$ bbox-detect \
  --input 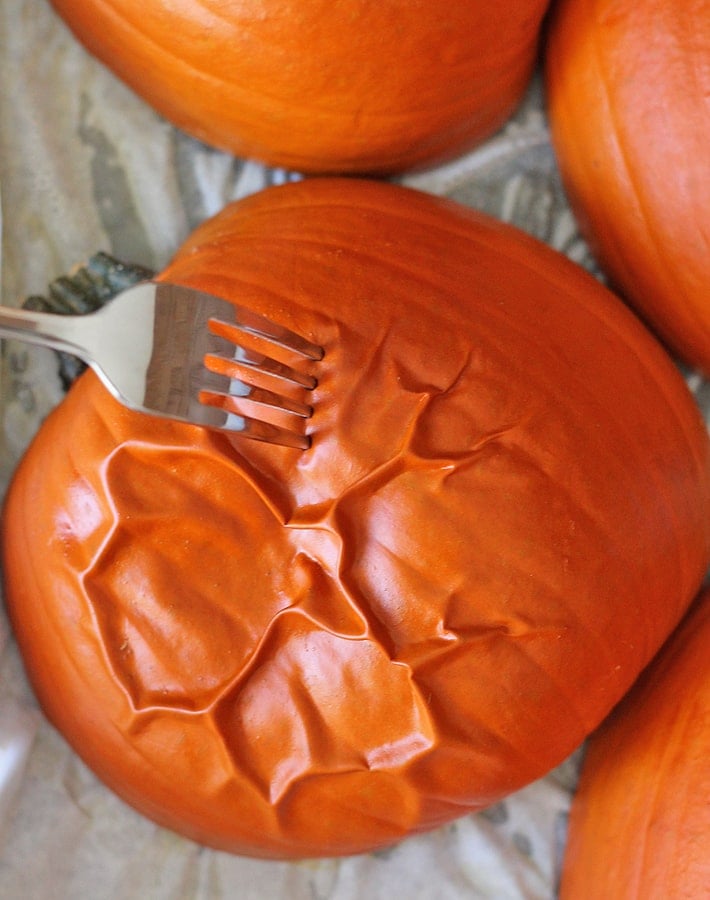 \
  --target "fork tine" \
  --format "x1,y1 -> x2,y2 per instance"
205,344 -> 318,389
195,403 -> 311,449
202,383 -> 313,418
208,309 -> 324,361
